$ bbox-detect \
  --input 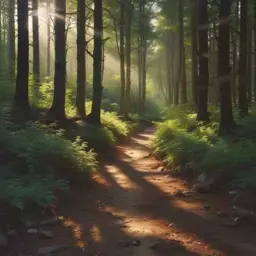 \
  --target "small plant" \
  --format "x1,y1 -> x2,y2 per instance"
152,106 -> 256,188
